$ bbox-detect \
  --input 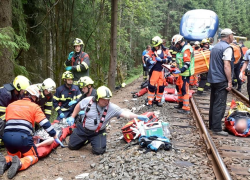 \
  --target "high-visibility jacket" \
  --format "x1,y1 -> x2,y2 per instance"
5,98 -> 56,137
144,46 -> 171,72
176,44 -> 195,77
64,51 -> 90,81
53,84 -> 81,115
35,83 -> 53,120
0,84 -> 19,120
